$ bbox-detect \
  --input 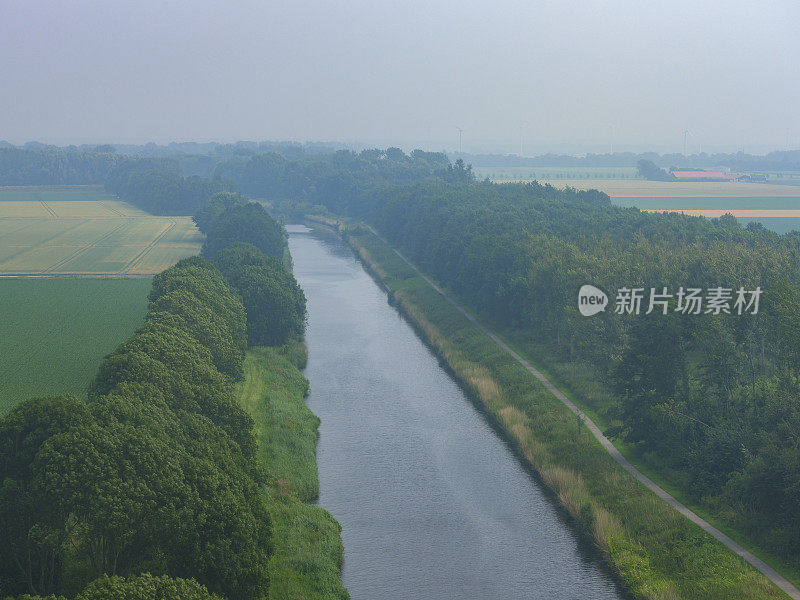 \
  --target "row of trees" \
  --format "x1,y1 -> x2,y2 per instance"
0,196 -> 306,599
195,192 -> 306,347
0,257 -> 270,599
0,147 -> 120,185
105,159 -> 232,215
